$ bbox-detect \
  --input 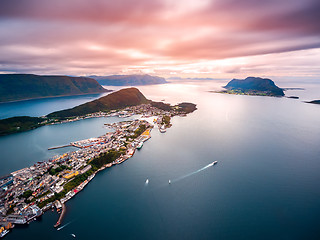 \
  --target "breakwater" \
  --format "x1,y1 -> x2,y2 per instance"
54,203 -> 66,228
